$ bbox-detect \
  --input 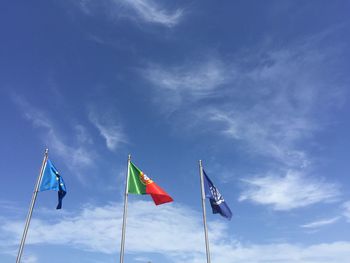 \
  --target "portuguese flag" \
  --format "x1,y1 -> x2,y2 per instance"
128,161 -> 173,205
